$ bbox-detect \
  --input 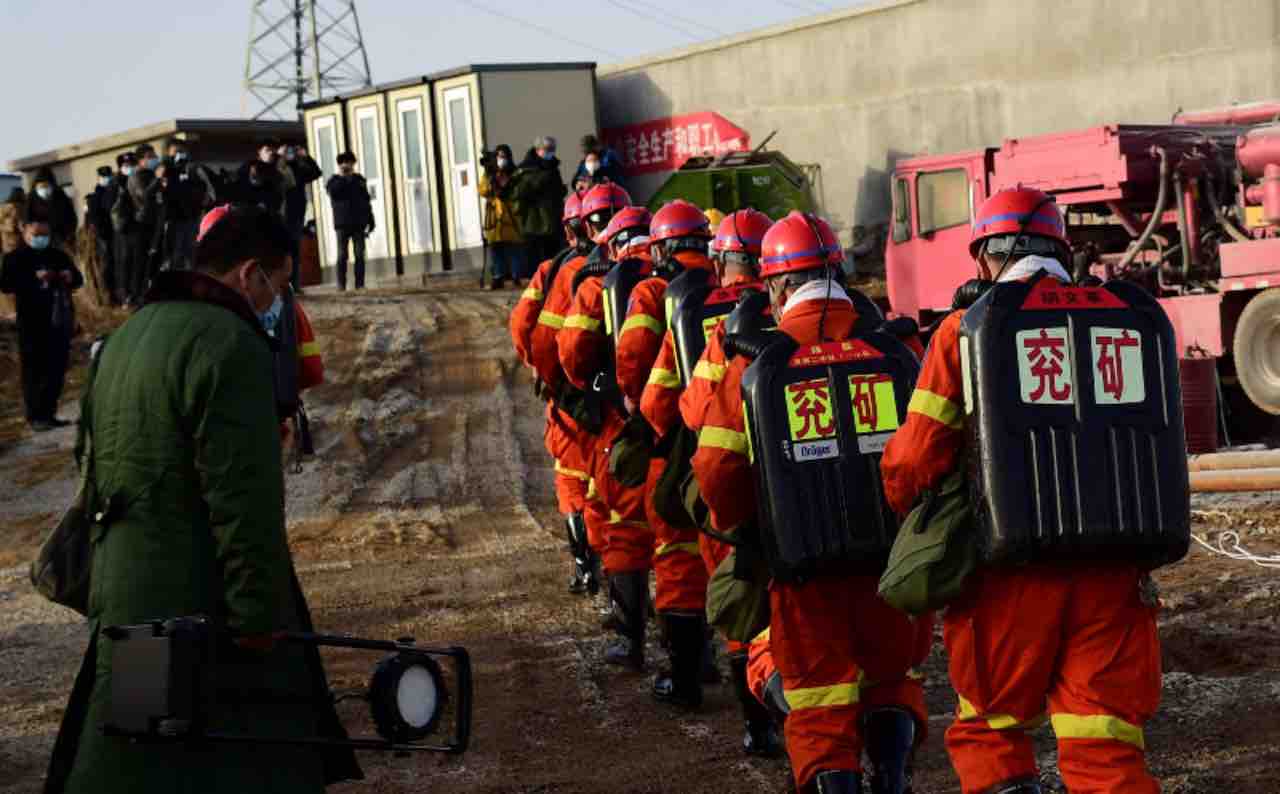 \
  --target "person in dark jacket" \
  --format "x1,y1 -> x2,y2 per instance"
42,204 -> 361,794
513,136 -> 568,272
572,134 -> 625,193
237,138 -> 294,220
85,165 -> 117,298
25,167 -> 78,249
325,151 -> 374,291
120,145 -> 162,304
281,141 -> 323,290
160,138 -> 218,271
0,219 -> 83,431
